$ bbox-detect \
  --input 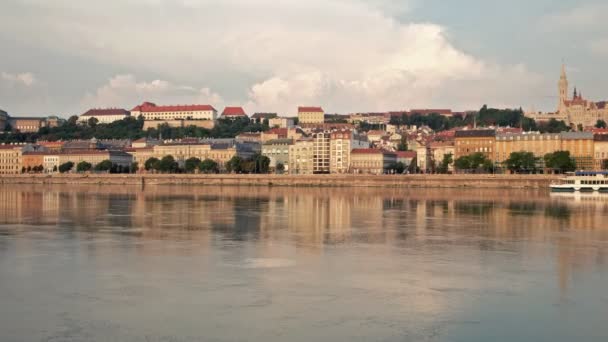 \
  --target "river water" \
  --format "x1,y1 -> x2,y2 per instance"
0,185 -> 607,341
